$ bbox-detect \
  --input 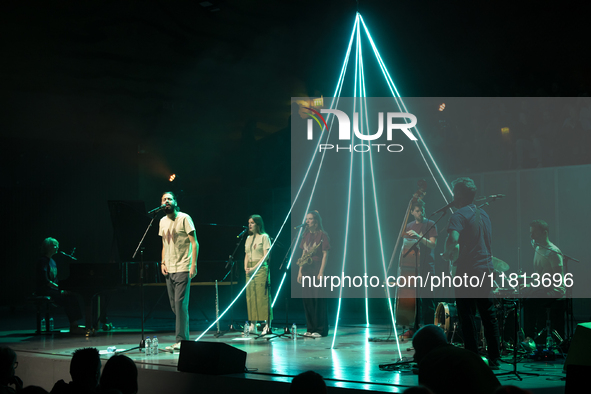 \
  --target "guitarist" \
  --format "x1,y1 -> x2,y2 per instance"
441,177 -> 501,370
297,210 -> 331,338
402,200 -> 438,337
